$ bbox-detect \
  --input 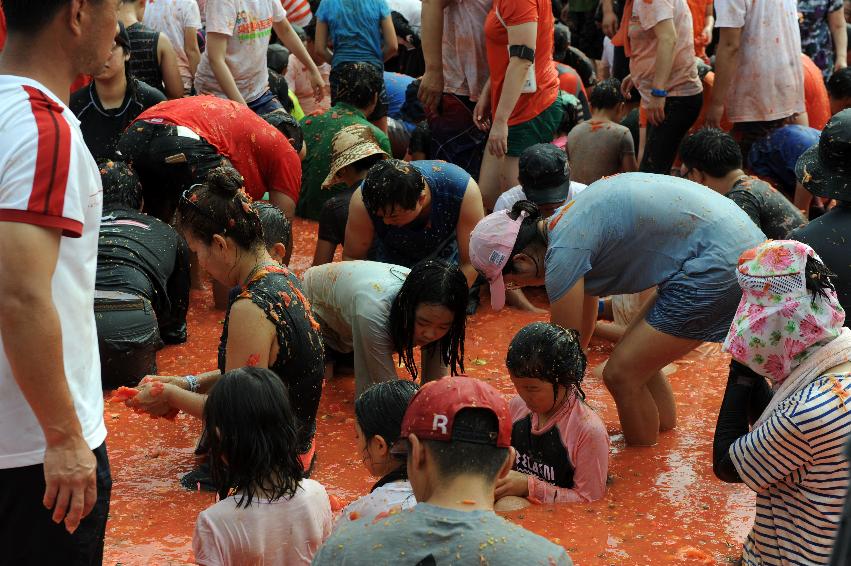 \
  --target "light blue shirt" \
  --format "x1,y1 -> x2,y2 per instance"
316,0 -> 391,68
545,173 -> 766,300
